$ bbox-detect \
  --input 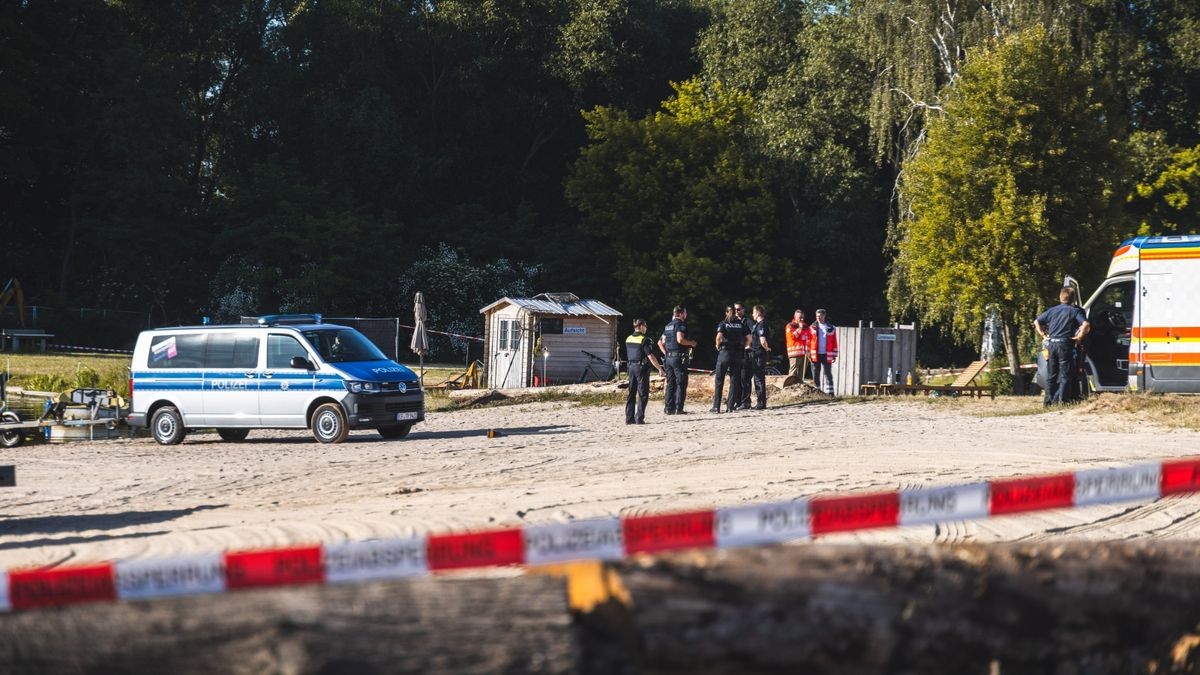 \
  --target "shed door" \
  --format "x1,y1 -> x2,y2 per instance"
496,318 -> 527,388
